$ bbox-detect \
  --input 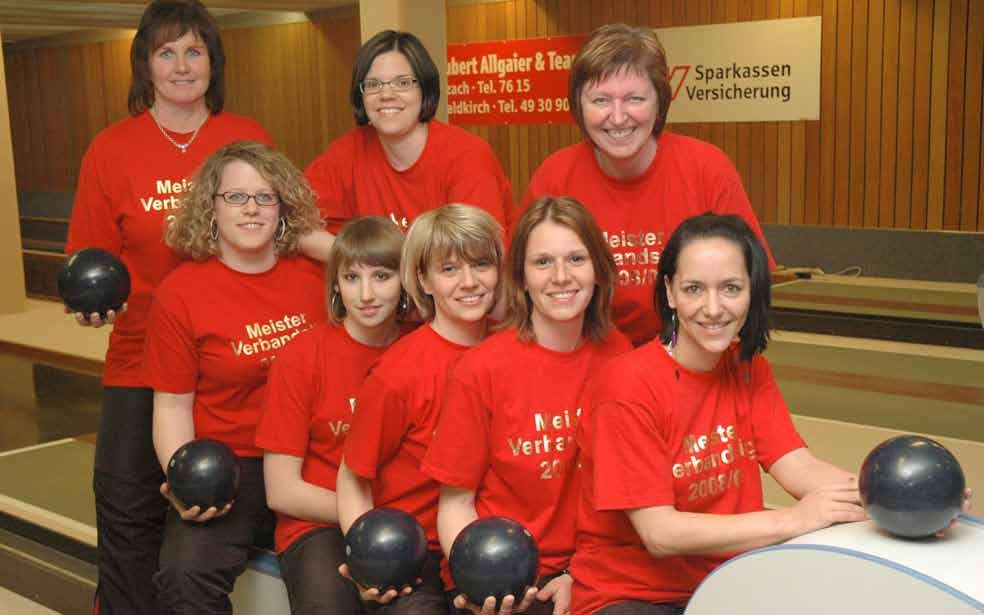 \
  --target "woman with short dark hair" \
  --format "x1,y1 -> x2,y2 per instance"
300,30 -> 514,261
571,213 -> 864,615
64,2 -> 270,611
